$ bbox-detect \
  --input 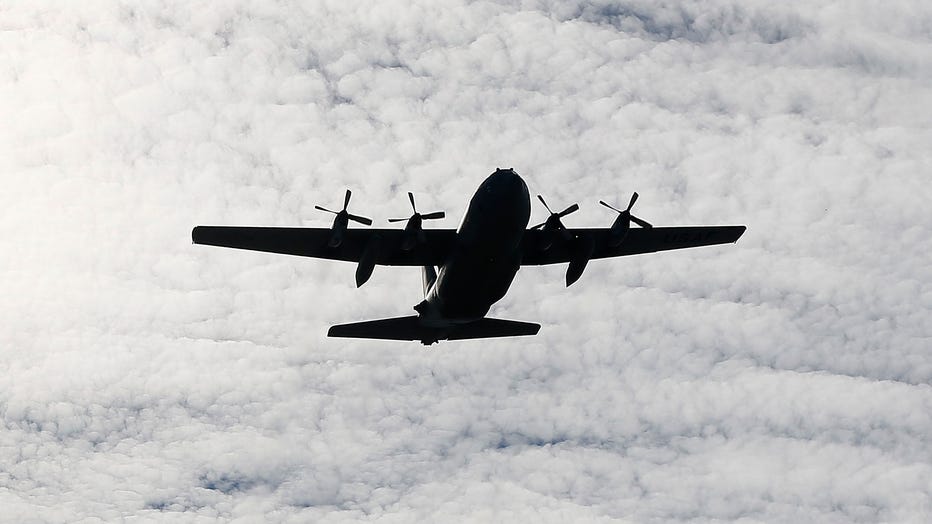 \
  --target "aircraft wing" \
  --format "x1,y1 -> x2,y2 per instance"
191,226 -> 456,266
520,225 -> 747,266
